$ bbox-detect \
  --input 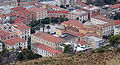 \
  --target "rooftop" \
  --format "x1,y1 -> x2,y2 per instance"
92,15 -> 114,23
32,43 -> 62,55
29,7 -> 46,12
110,4 -> 120,9
114,20 -> 120,25
48,11 -> 69,14
3,37 -> 26,45
32,32 -> 65,43
0,30 -> 17,39
61,33 -> 77,41
12,23 -> 30,30
62,20 -> 86,30
11,7 -> 26,11
87,36 -> 103,42
76,0 -> 87,6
